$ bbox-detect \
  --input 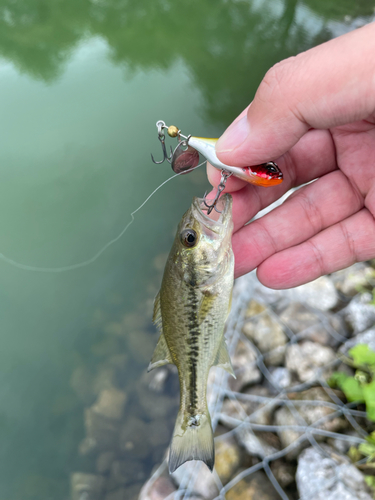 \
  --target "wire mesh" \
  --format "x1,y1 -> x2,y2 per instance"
142,266 -> 372,500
